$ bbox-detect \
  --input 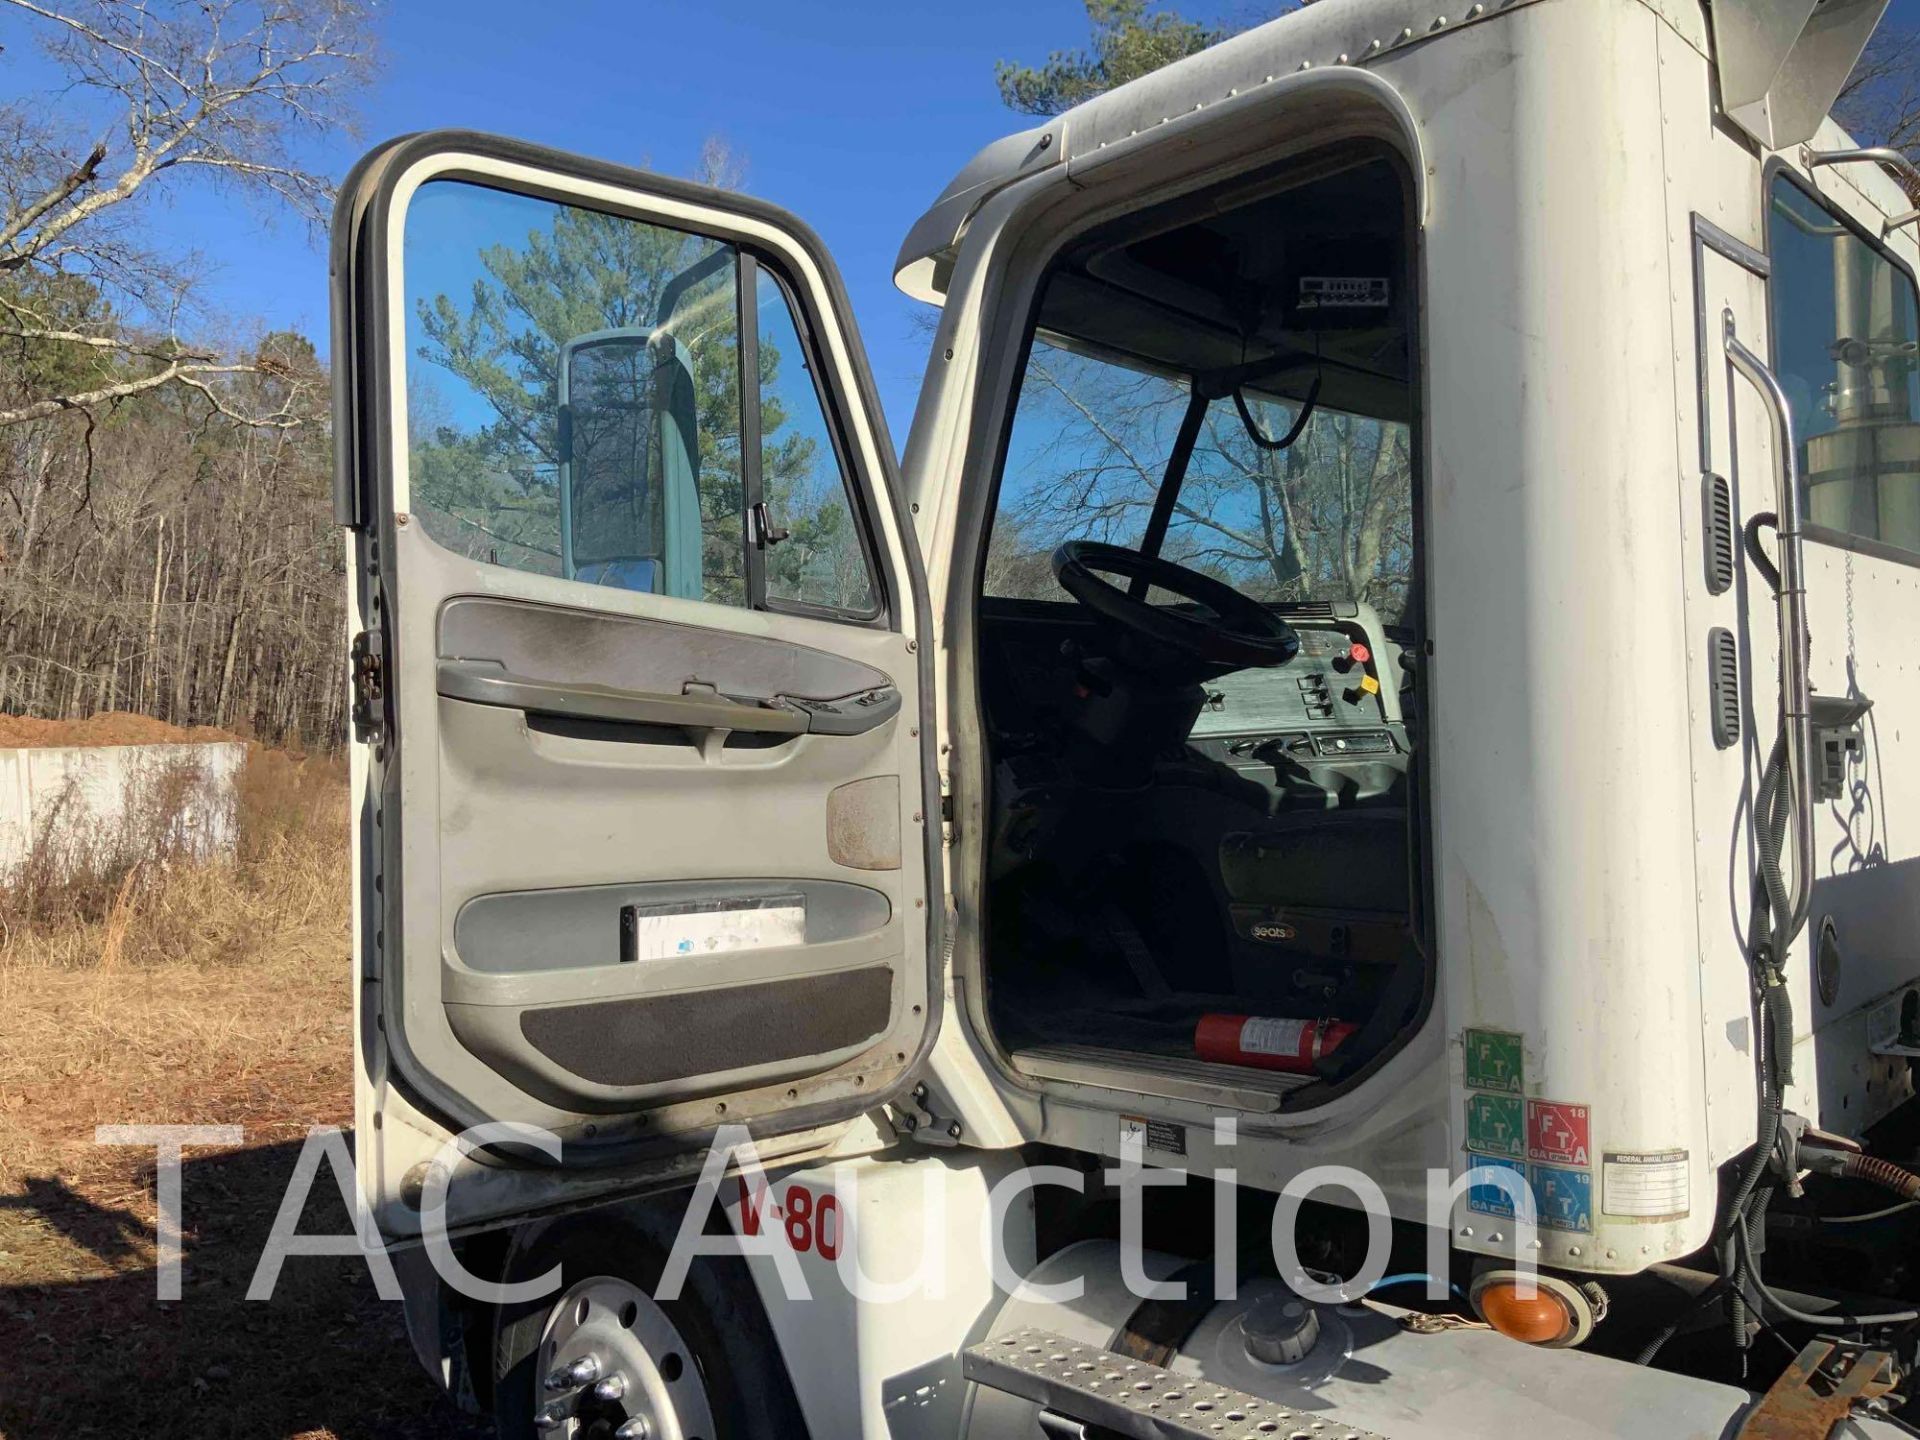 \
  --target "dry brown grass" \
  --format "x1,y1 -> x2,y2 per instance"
2,744 -> 344,968
0,747 -> 352,1186
0,746 -> 485,1439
